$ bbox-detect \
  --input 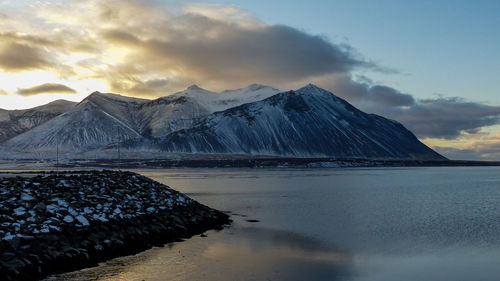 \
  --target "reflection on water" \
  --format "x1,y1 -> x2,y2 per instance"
198,226 -> 352,281
48,220 -> 352,281
47,167 -> 500,281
